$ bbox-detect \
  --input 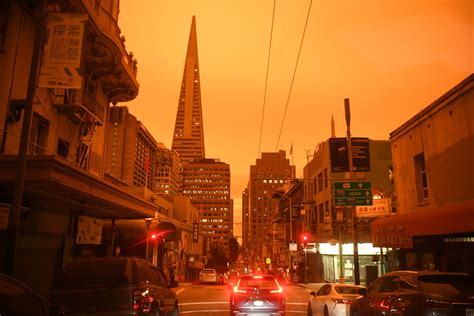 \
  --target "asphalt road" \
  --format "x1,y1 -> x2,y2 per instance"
174,283 -> 323,315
